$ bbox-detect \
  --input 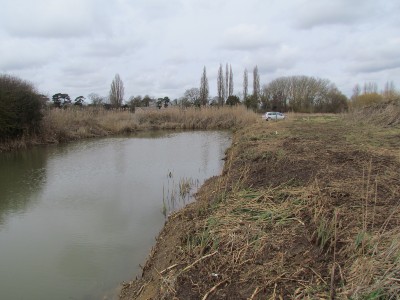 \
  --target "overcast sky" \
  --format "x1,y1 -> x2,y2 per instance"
1,0 -> 399,101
